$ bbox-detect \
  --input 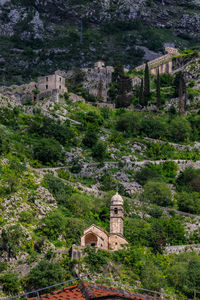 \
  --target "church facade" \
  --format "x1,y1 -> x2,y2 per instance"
80,193 -> 128,251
